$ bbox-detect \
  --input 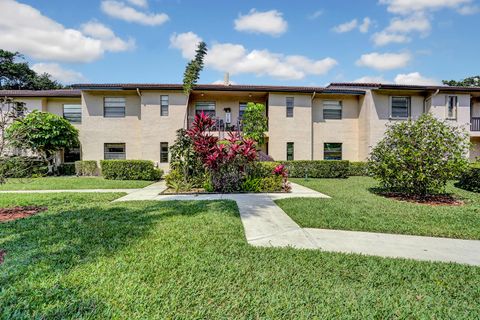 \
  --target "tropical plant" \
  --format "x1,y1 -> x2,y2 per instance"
5,110 -> 79,174
368,113 -> 470,195
241,102 -> 268,146
182,42 -> 207,96
169,128 -> 204,186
